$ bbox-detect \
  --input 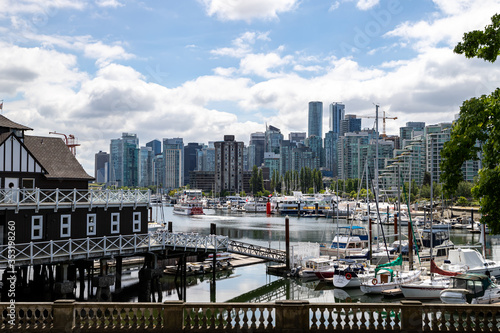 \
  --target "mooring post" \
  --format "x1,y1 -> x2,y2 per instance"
115,257 -> 123,291
168,221 -> 173,233
471,209 -> 474,231
285,216 -> 290,270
